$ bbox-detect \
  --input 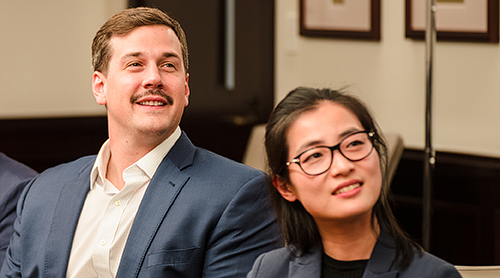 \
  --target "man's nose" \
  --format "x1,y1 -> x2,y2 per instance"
142,66 -> 164,88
